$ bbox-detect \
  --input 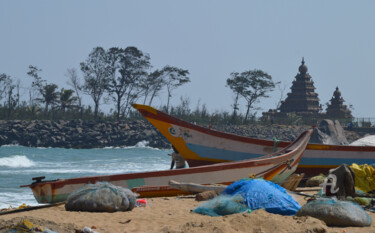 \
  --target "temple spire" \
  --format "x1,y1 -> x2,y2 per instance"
279,58 -> 320,115
325,87 -> 353,119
